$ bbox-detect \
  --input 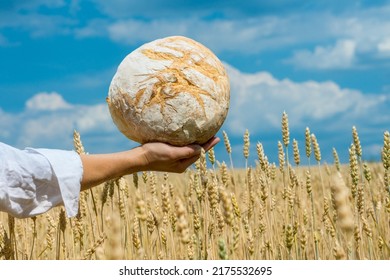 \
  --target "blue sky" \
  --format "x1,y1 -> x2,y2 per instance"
0,0 -> 389,167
